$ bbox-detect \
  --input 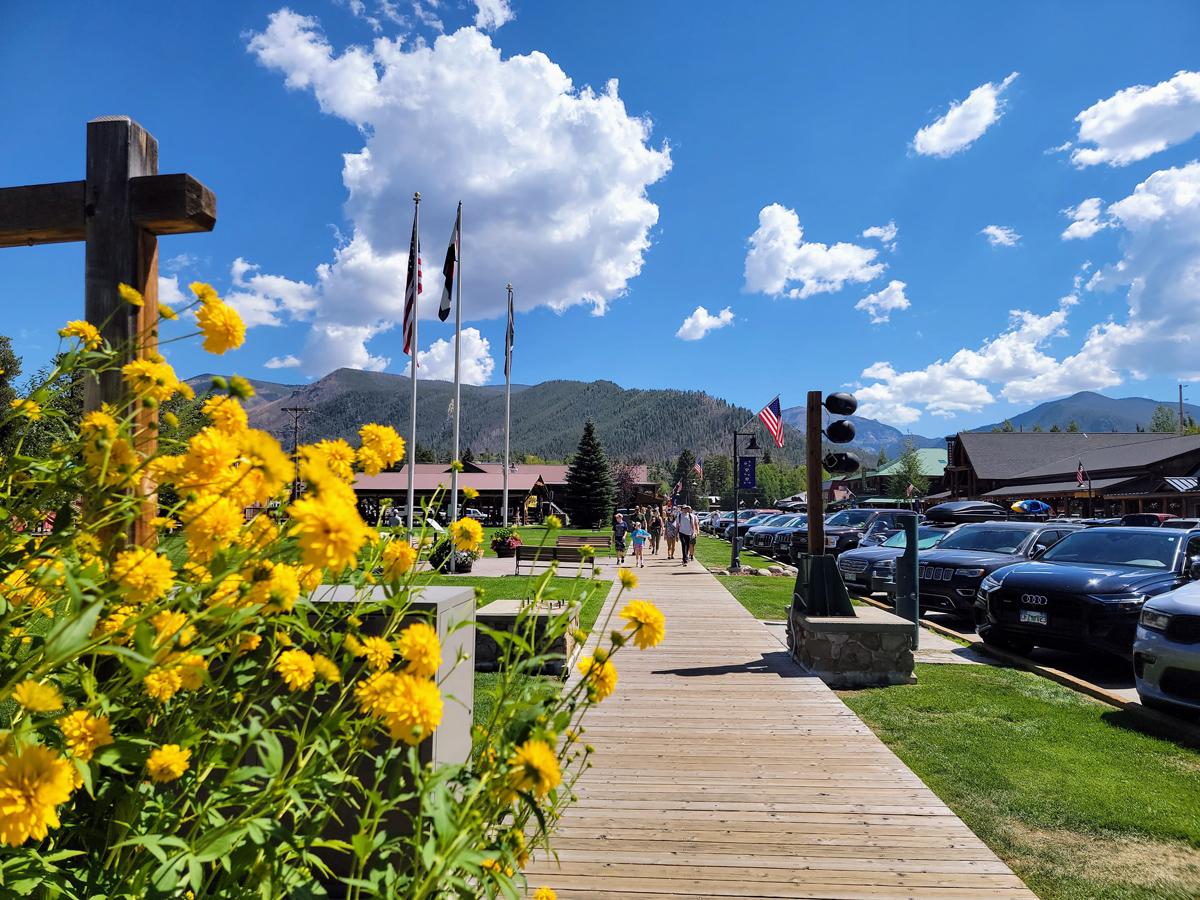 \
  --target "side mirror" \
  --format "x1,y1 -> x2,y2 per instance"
1032,543 -> 1050,558
1189,557 -> 1200,580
